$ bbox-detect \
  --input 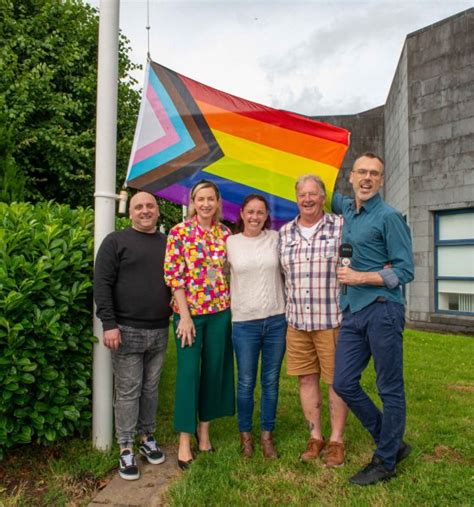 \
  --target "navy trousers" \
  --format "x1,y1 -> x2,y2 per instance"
333,300 -> 406,470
